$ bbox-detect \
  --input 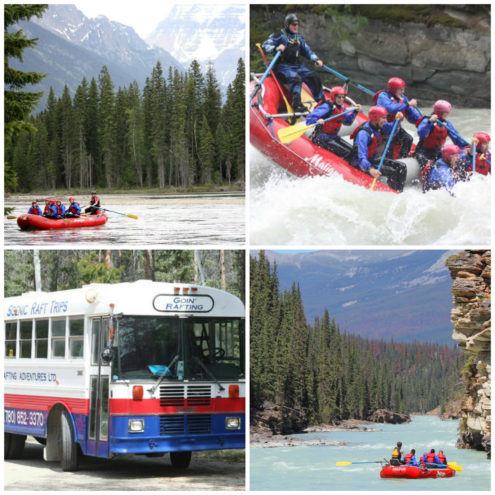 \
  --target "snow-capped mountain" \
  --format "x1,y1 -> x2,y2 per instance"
31,4 -> 182,77
147,4 -> 245,86
10,4 -> 183,109
259,250 -> 457,344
